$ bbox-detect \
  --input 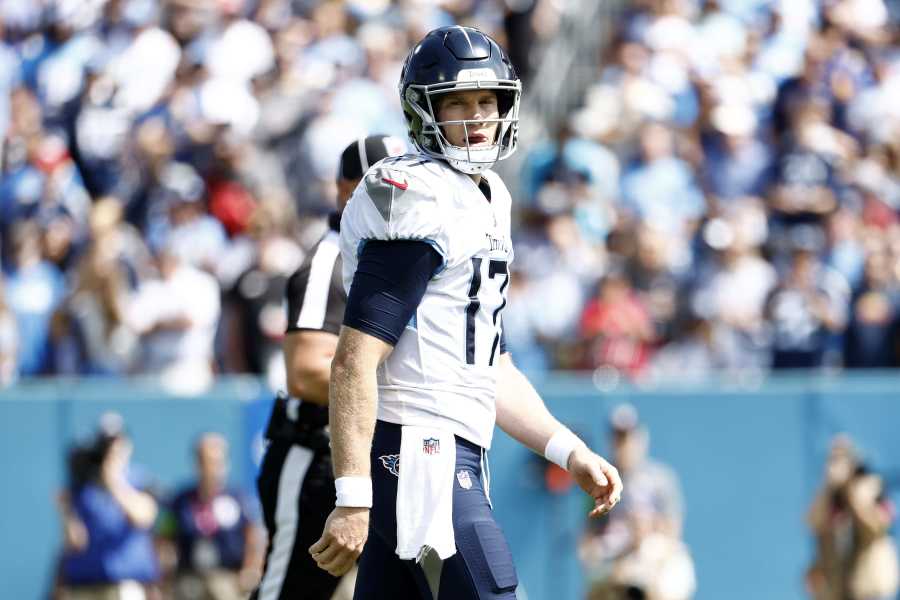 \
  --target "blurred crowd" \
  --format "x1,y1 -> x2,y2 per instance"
55,414 -> 263,600
0,0 -> 548,392
1,0 -> 900,390
508,0 -> 900,377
